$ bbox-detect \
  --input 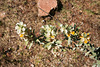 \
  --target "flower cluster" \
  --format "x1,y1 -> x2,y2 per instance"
15,22 -> 100,62
15,22 -> 34,49
80,32 -> 90,44
15,22 -> 26,38
37,25 -> 62,50
59,23 -> 79,45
